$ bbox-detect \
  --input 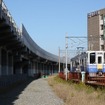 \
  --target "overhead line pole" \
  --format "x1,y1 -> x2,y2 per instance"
65,35 -> 87,81
64,35 -> 95,80
58,47 -> 60,73
65,35 -> 68,81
